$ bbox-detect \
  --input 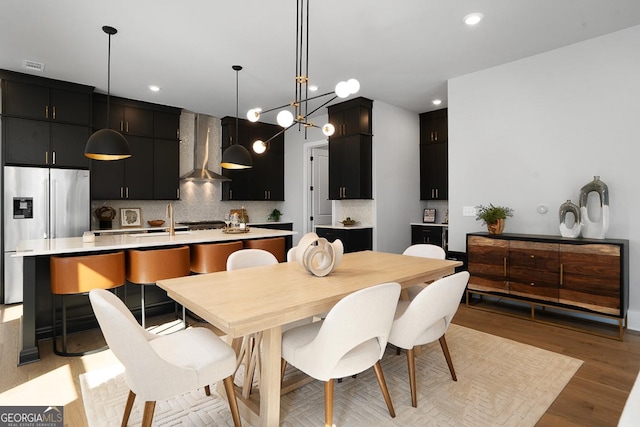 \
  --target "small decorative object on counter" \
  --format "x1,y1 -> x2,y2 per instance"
340,217 -> 357,226
268,208 -> 282,222
82,231 -> 95,242
223,208 -> 250,234
147,219 -> 165,227
579,176 -> 609,239
475,204 -> 514,235
294,232 -> 344,277
559,200 -> 581,238
95,206 -> 116,229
